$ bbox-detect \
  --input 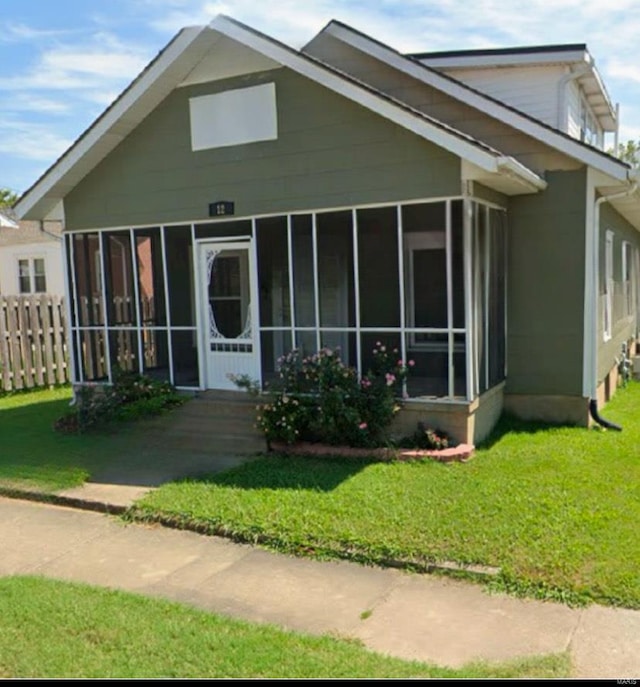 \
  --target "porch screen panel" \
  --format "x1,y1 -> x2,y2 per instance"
357,206 -> 400,327
108,329 -> 139,373
142,328 -> 170,382
104,231 -> 136,326
171,330 -> 199,386
404,332 -> 451,398
291,215 -> 315,328
402,203 -> 448,333
72,233 -> 104,326
476,206 -> 488,393
257,216 -> 290,375
316,210 -> 355,331
135,228 -> 166,327
488,209 -> 507,387
79,330 -> 108,381
451,201 -> 465,329
294,330 -> 316,358
360,333 -> 402,393
165,226 -> 195,327
64,236 -> 77,328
